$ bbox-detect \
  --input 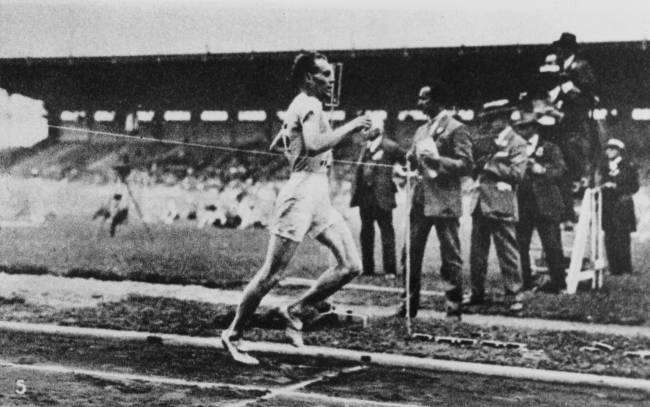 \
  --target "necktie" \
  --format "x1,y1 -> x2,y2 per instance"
362,148 -> 375,184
